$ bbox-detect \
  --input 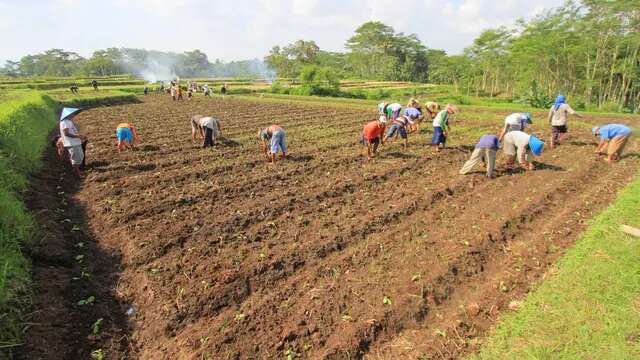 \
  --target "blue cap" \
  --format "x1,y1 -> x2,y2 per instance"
529,135 -> 545,156
60,107 -> 81,121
